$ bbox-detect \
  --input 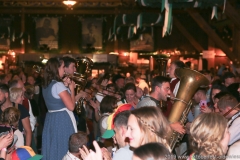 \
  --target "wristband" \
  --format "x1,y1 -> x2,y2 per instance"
1,148 -> 6,152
